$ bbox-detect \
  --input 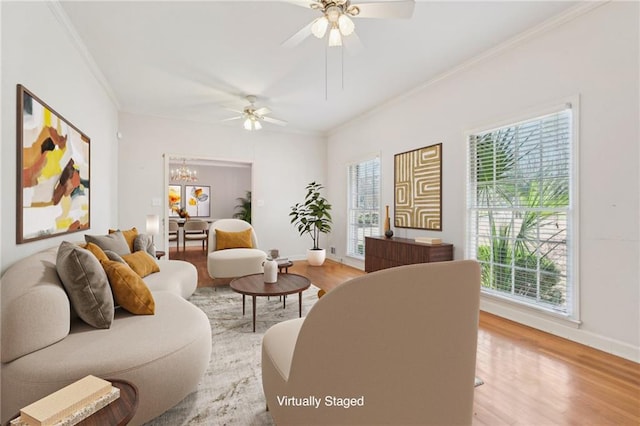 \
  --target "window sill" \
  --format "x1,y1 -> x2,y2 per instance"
480,290 -> 581,329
